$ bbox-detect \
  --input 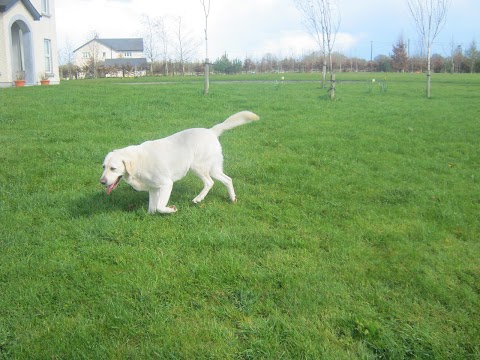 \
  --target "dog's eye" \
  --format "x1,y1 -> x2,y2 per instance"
110,167 -> 116,171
